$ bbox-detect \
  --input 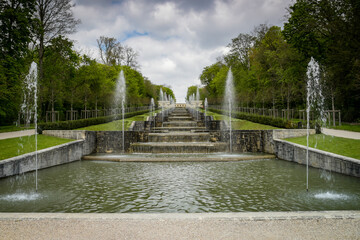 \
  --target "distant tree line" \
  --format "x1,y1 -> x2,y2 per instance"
195,0 -> 359,122
0,0 -> 175,125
